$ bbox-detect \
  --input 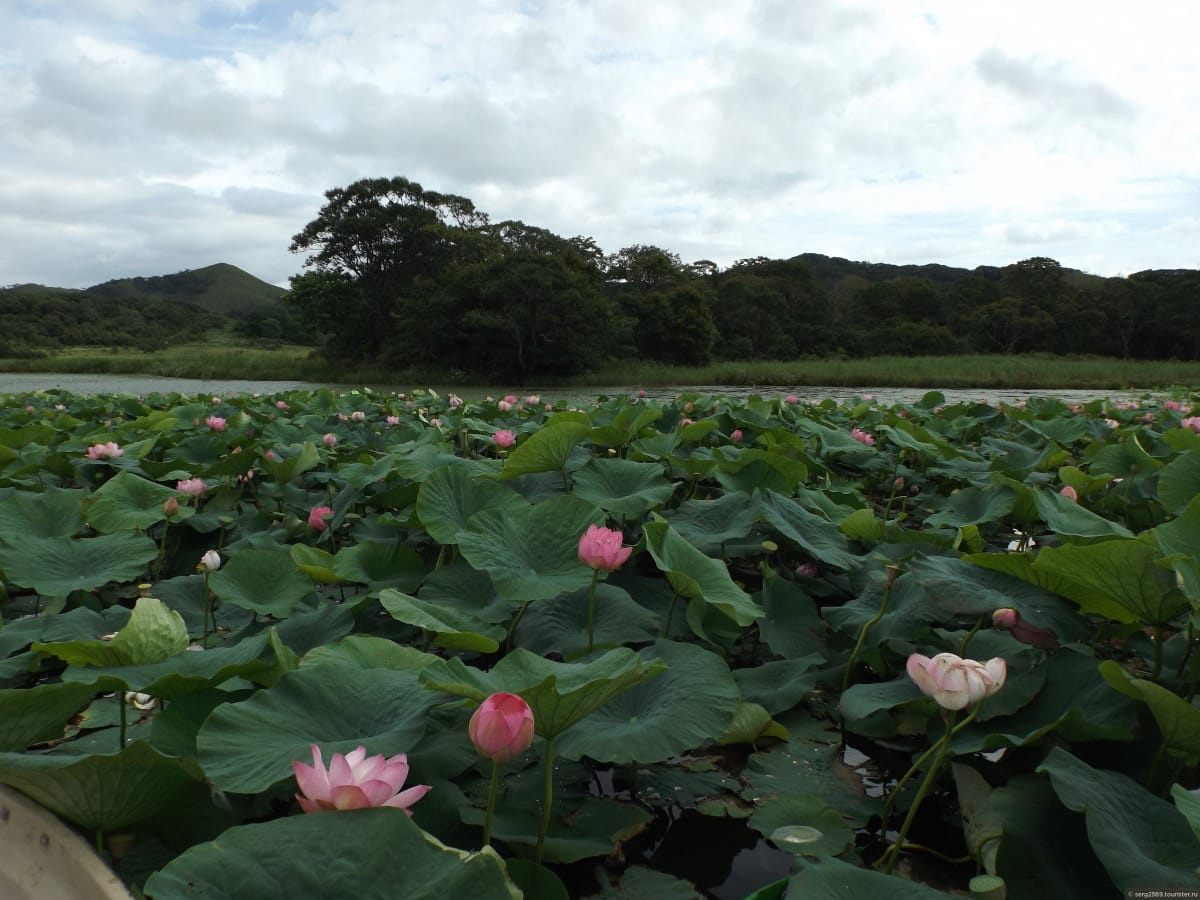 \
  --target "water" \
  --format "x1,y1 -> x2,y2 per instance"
0,372 -> 1153,407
